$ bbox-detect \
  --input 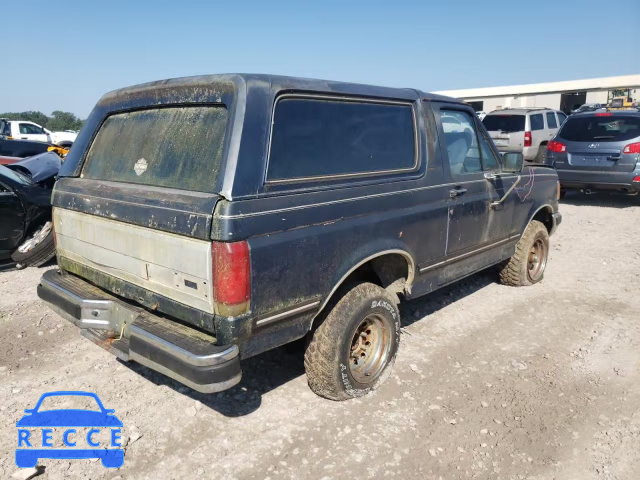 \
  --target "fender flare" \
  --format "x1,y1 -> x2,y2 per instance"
311,248 -> 416,325
525,203 -> 553,232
